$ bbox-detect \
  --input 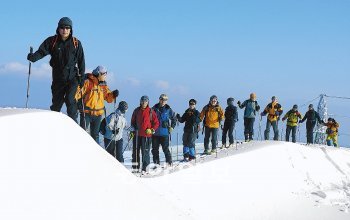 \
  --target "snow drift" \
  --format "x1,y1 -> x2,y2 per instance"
0,108 -> 349,220
0,108 -> 192,219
